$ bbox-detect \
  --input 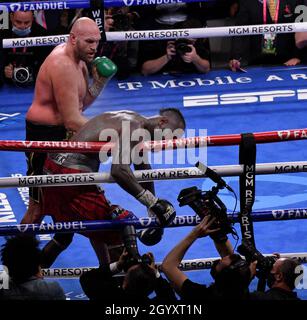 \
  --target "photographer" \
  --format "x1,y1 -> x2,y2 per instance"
80,249 -> 177,302
140,37 -> 210,76
139,15 -> 210,76
0,235 -> 65,300
162,216 -> 256,301
2,11 -> 51,87
249,258 -> 301,300
237,240 -> 301,300
94,7 -> 139,79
